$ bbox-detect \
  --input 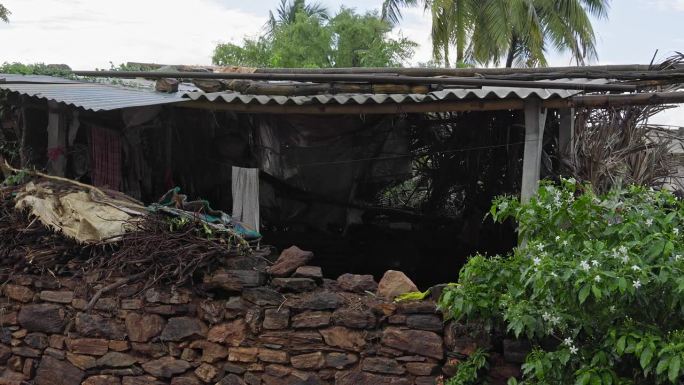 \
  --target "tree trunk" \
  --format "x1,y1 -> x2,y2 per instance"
455,0 -> 465,65
505,35 -> 518,68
